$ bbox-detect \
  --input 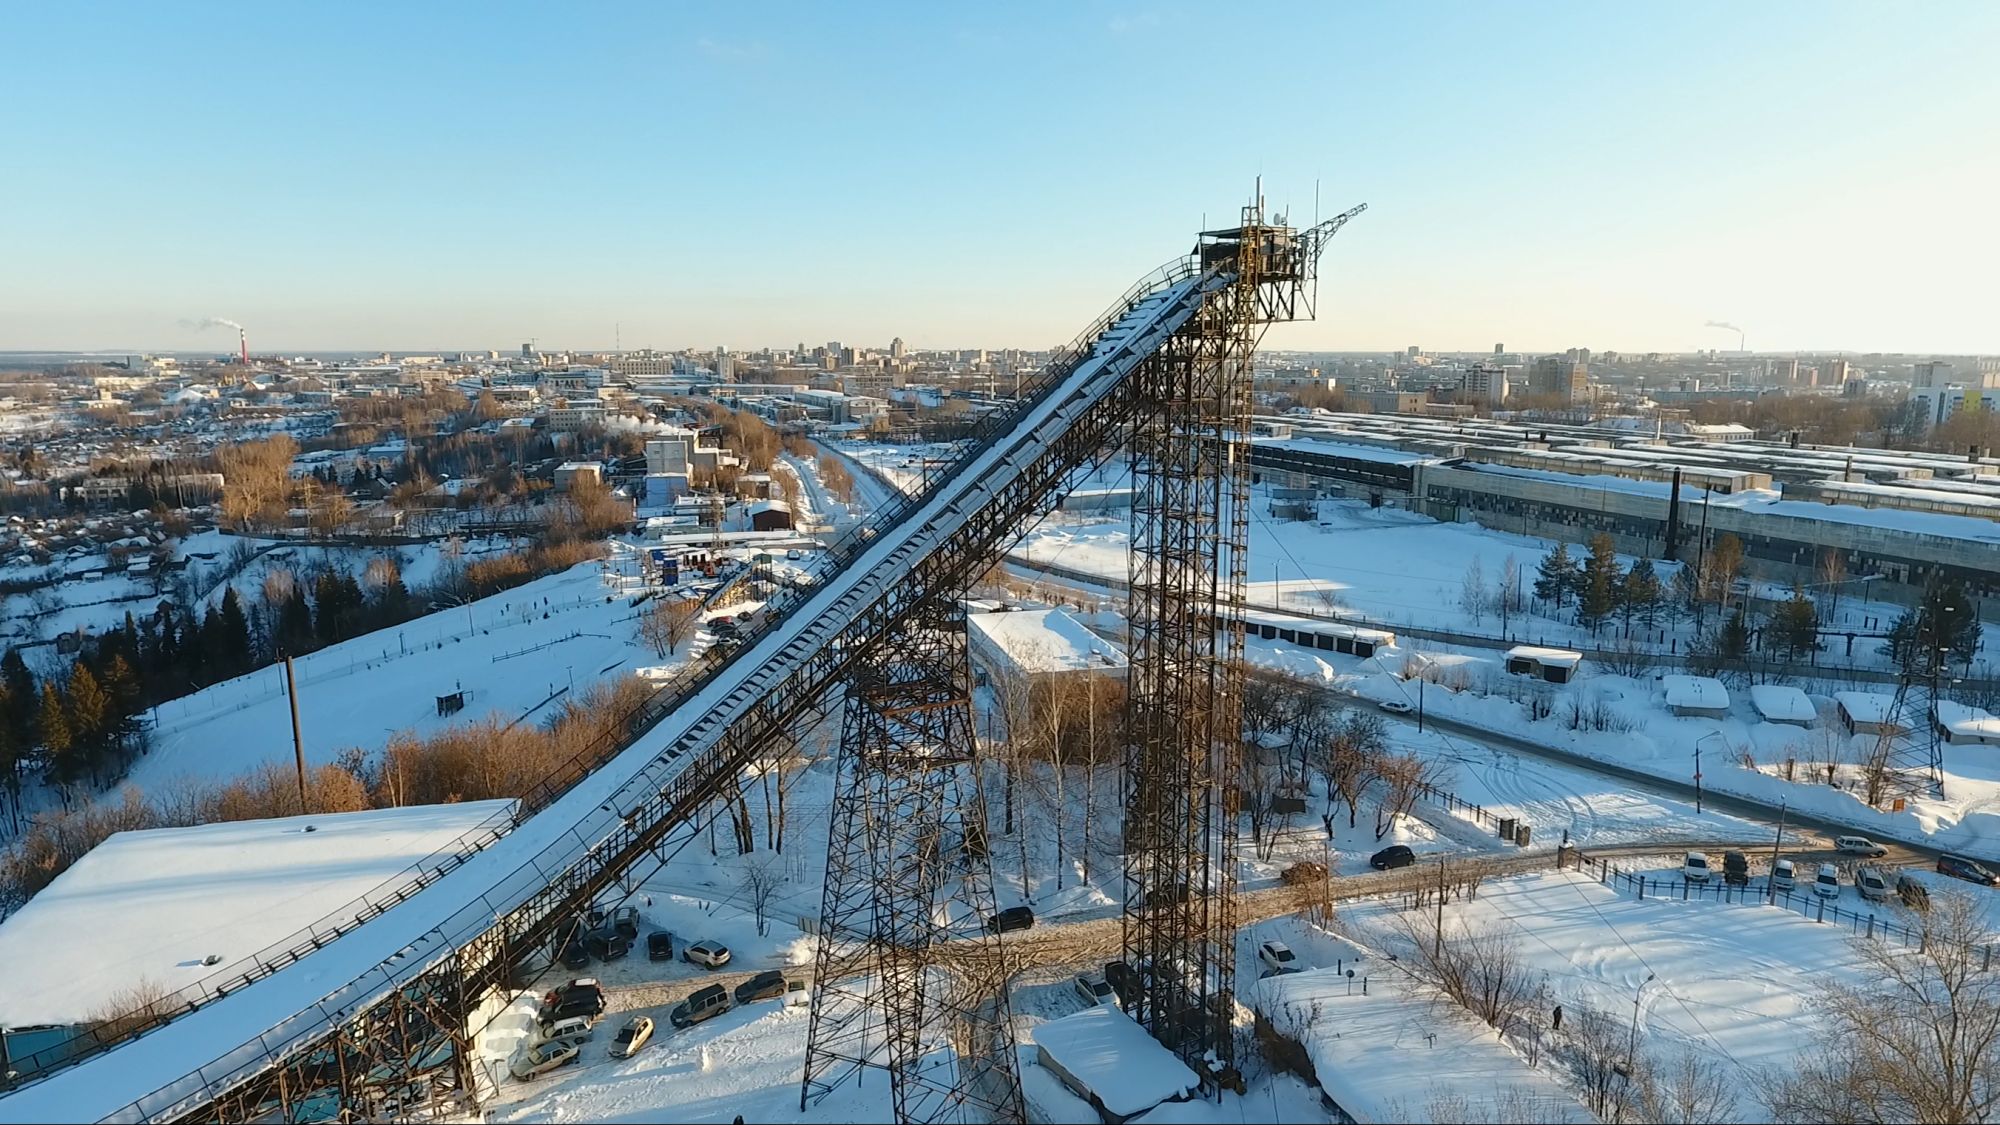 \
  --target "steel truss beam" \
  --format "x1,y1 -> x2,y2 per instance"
801,605 -> 1023,1124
